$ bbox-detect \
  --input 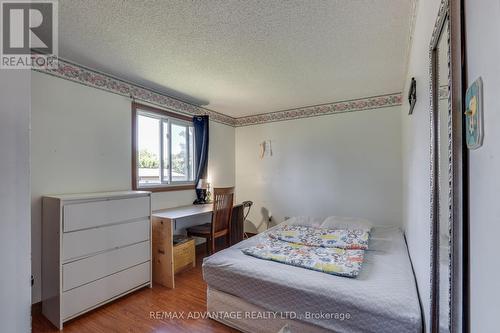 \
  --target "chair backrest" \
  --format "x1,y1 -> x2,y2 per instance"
211,187 -> 235,234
